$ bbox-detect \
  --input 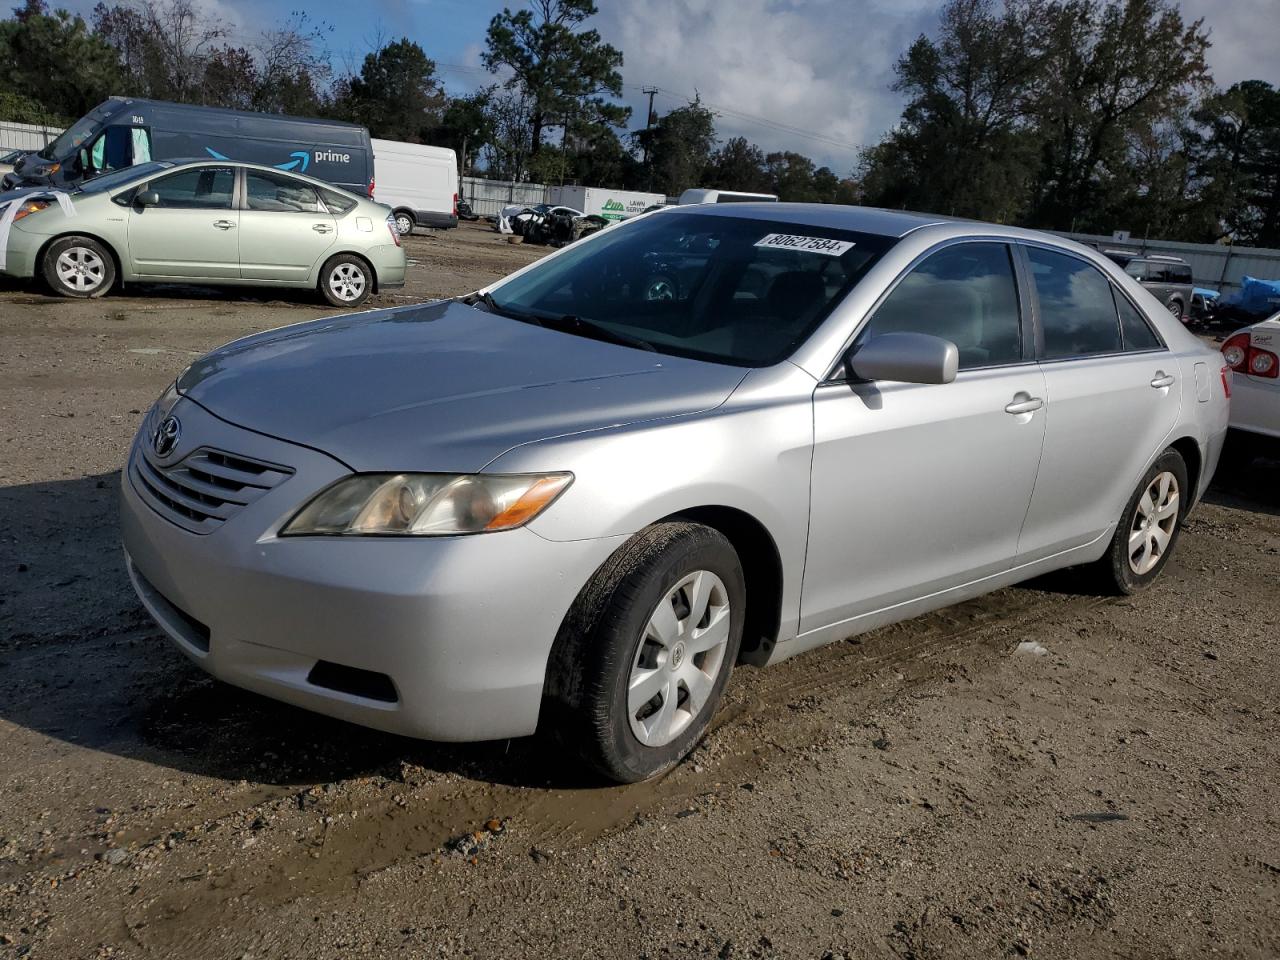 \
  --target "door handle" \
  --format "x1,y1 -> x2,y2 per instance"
212,220 -> 236,230
1004,395 -> 1044,415
312,224 -> 333,234
1150,372 -> 1175,389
